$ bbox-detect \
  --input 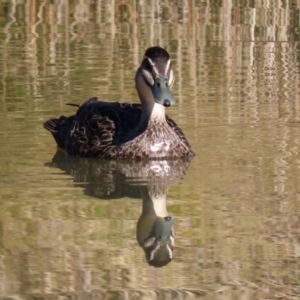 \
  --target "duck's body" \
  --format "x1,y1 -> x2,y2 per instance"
44,47 -> 194,159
